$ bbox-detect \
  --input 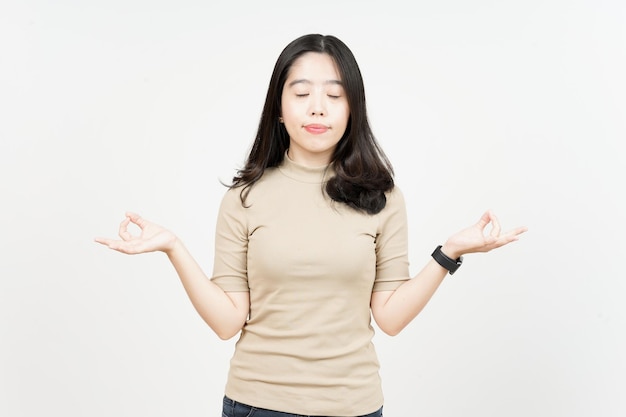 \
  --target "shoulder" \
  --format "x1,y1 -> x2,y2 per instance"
375,185 -> 408,229
219,167 -> 282,208
384,185 -> 406,209
220,185 -> 243,207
